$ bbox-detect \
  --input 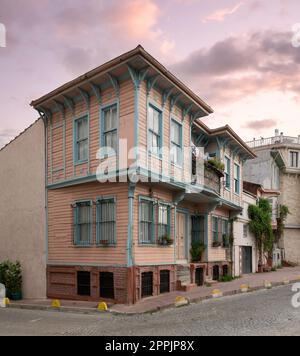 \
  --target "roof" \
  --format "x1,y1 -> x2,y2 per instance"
194,121 -> 257,159
31,45 -> 213,116
0,118 -> 41,153
243,181 -> 280,197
